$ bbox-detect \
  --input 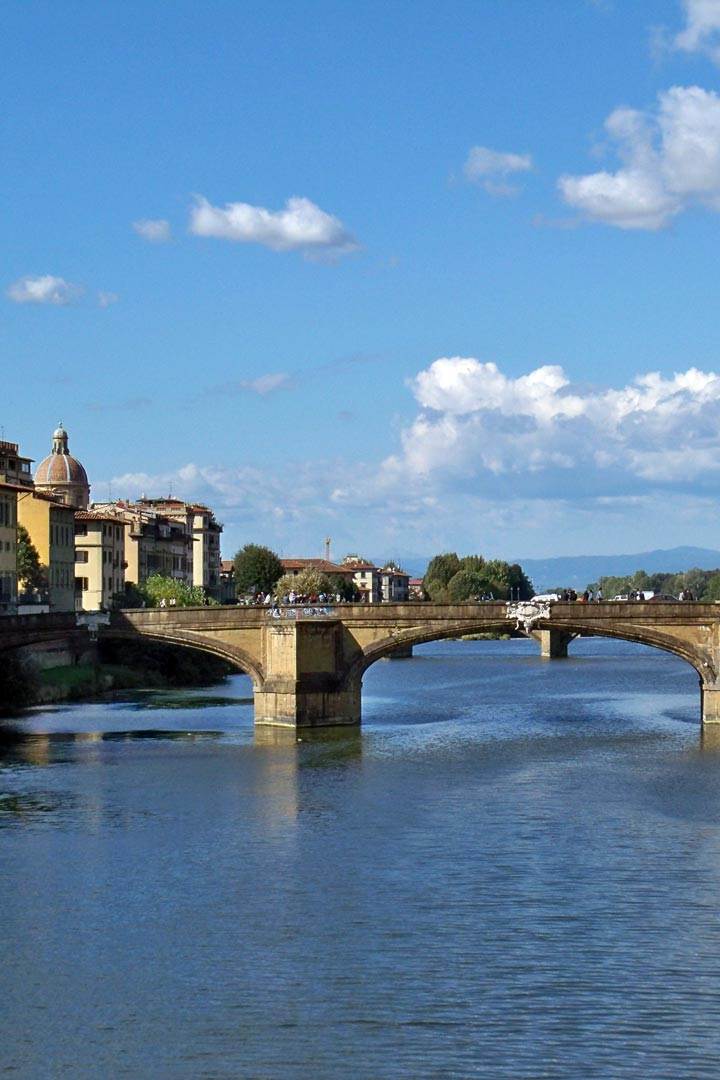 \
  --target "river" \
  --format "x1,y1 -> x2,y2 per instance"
2,637 -> 720,1078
